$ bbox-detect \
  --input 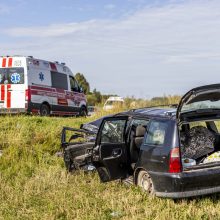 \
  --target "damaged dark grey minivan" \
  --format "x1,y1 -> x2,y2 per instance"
62,84 -> 220,198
